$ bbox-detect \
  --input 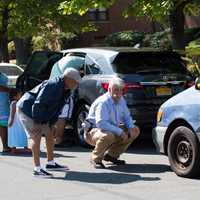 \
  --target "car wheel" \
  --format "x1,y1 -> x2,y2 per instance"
168,126 -> 200,178
74,104 -> 91,148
